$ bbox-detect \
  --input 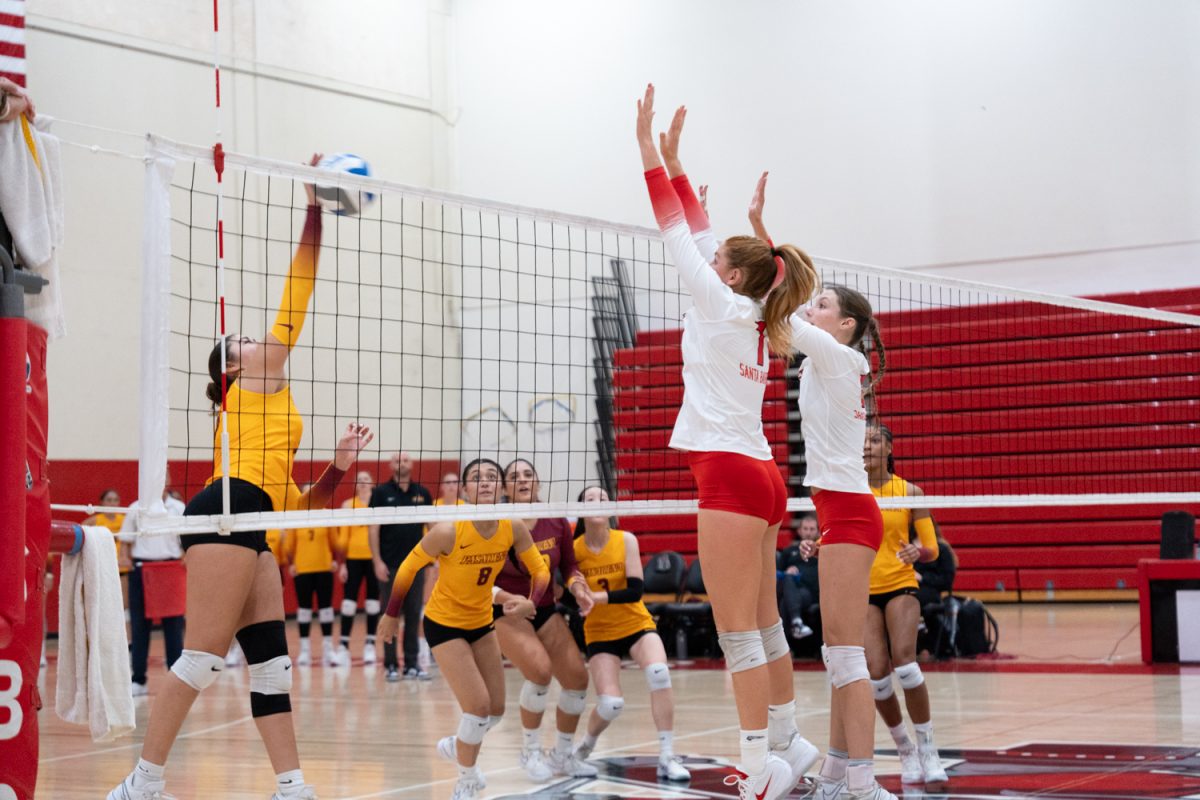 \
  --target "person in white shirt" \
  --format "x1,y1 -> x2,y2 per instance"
119,491 -> 186,697
636,85 -> 821,800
